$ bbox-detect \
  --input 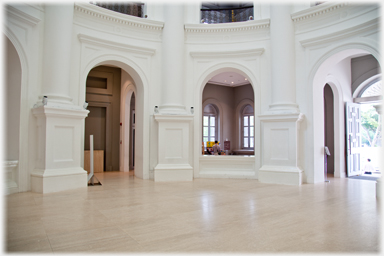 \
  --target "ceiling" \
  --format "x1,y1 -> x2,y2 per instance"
207,72 -> 250,87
